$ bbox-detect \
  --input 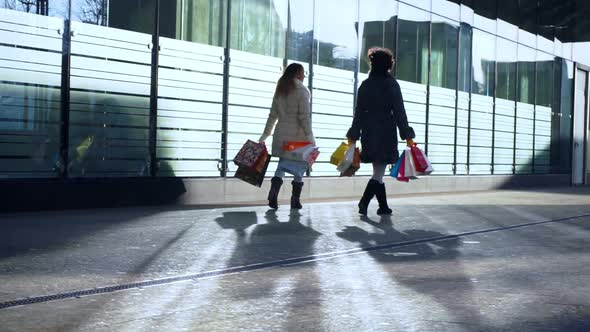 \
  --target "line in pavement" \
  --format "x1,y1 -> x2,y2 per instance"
1,213 -> 589,310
